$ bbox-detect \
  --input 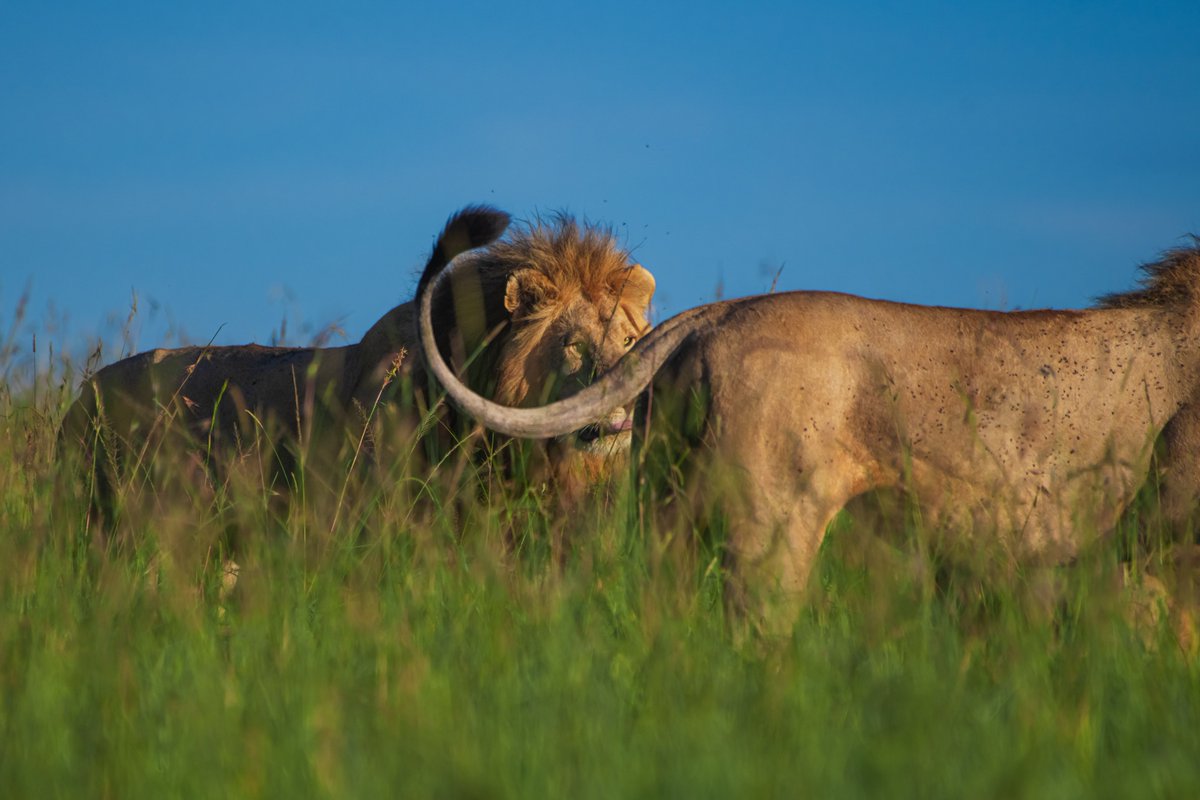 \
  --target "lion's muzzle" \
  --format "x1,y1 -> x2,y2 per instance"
573,408 -> 634,449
